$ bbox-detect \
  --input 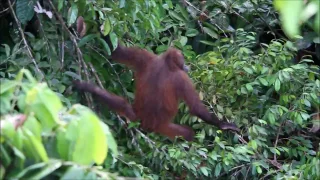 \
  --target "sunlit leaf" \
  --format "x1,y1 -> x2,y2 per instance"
274,0 -> 303,38
69,105 -> 108,165
25,83 -> 63,131
274,79 -> 281,91
200,167 -> 209,176
23,129 -> 48,162
103,18 -> 111,36
68,3 -> 78,26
